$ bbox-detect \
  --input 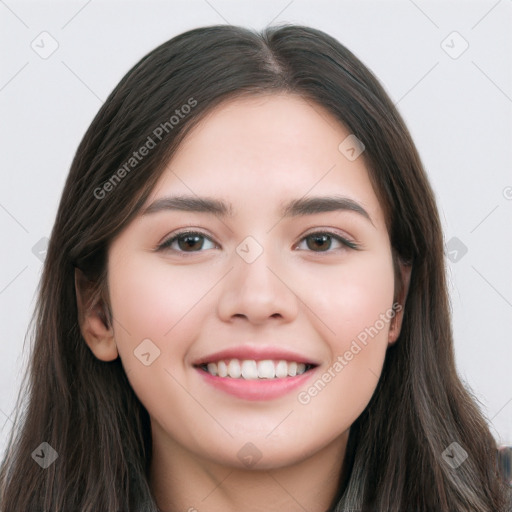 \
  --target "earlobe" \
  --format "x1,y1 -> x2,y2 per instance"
74,268 -> 119,362
388,262 -> 412,345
